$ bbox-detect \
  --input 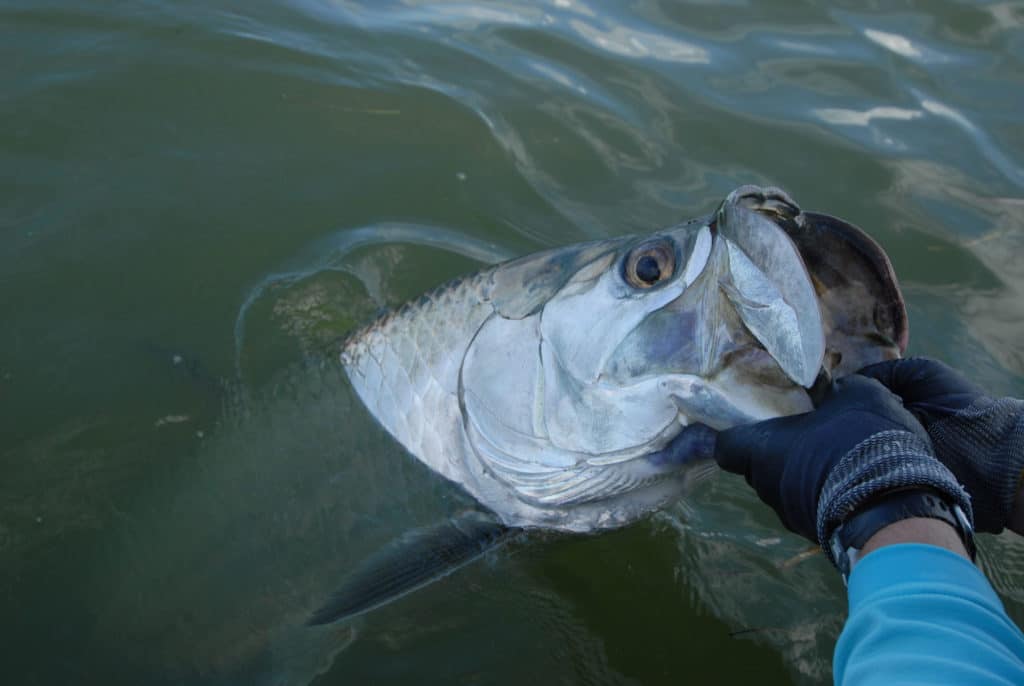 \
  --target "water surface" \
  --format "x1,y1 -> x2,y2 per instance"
2,1 -> 1023,684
